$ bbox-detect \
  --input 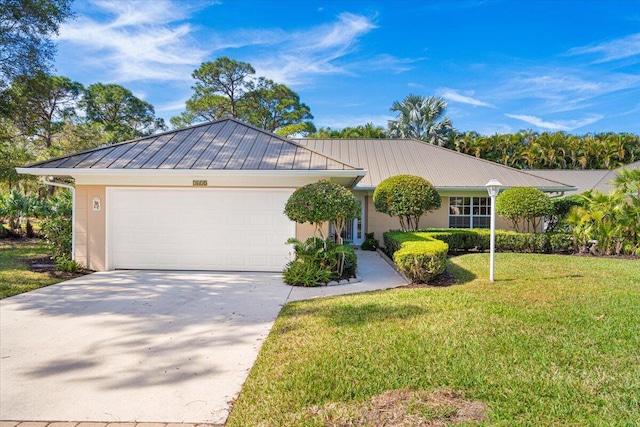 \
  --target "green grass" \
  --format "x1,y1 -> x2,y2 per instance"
227,253 -> 640,427
0,239 -> 60,299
